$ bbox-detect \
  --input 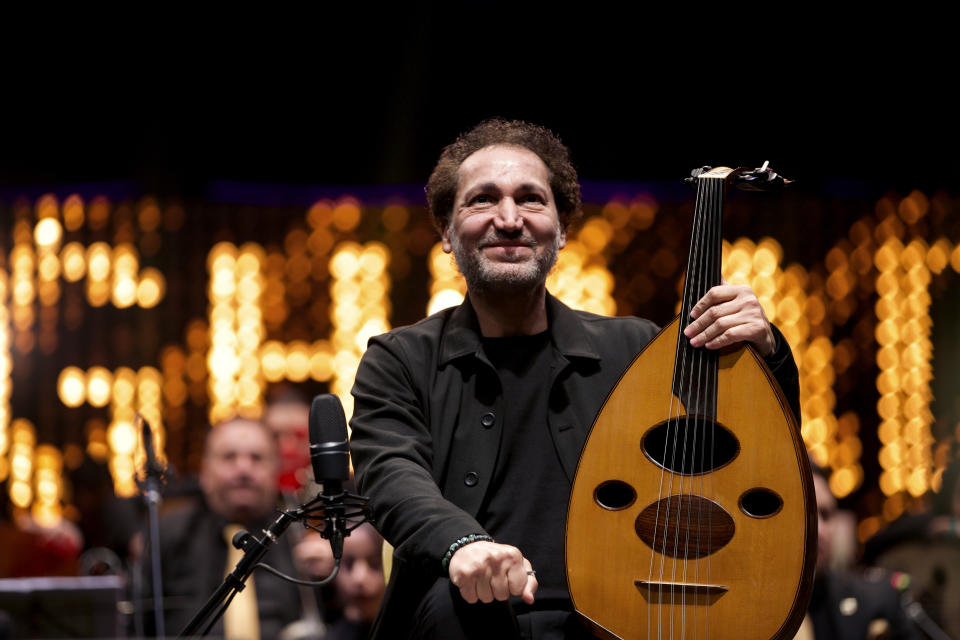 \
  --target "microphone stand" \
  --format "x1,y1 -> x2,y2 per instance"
135,415 -> 166,639
179,488 -> 370,638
